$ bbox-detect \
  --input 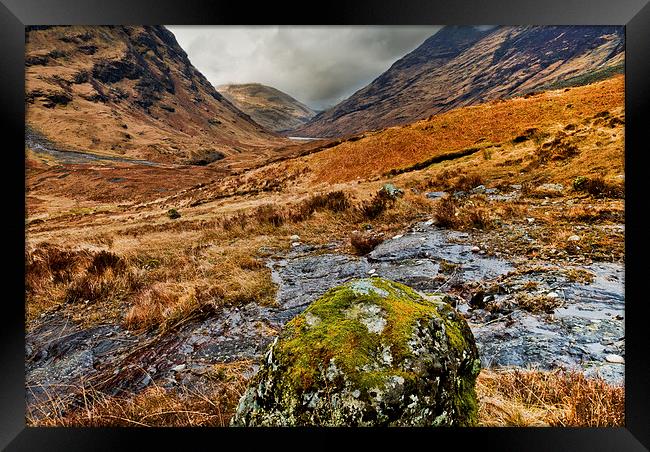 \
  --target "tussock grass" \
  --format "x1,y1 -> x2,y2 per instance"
433,195 -> 458,227
123,246 -> 277,332
416,170 -> 484,193
356,189 -> 395,220
561,204 -> 624,224
514,292 -> 563,314
477,368 -> 624,427
123,282 -> 215,332
433,195 -> 495,231
221,190 -> 353,231
25,244 -> 143,321
464,205 -> 493,230
452,173 -> 484,192
574,176 -> 624,199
